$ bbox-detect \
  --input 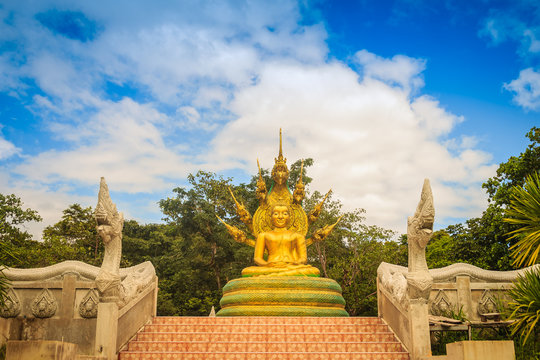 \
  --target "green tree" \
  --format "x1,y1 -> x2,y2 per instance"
158,171 -> 253,315
0,193 -> 42,245
437,127 -> 540,270
0,194 -> 42,305
484,127 -> 540,207
42,204 -> 101,265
